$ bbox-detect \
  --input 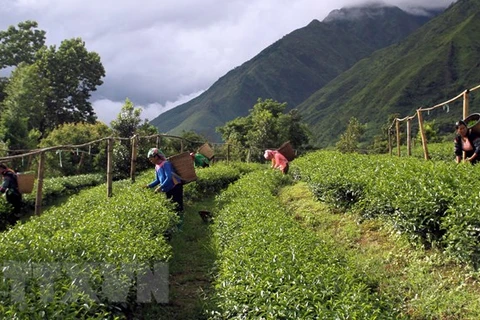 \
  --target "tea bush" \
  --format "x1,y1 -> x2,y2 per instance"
293,150 -> 480,266
209,169 -> 399,318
